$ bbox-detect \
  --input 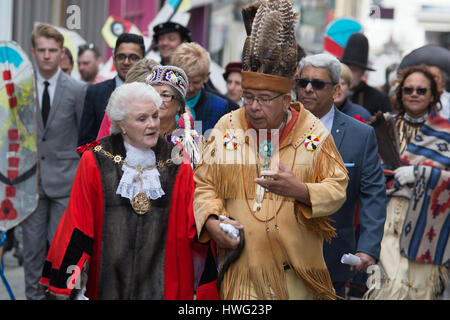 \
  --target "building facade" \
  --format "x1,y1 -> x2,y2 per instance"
5,0 -> 213,65
2,0 -> 449,76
